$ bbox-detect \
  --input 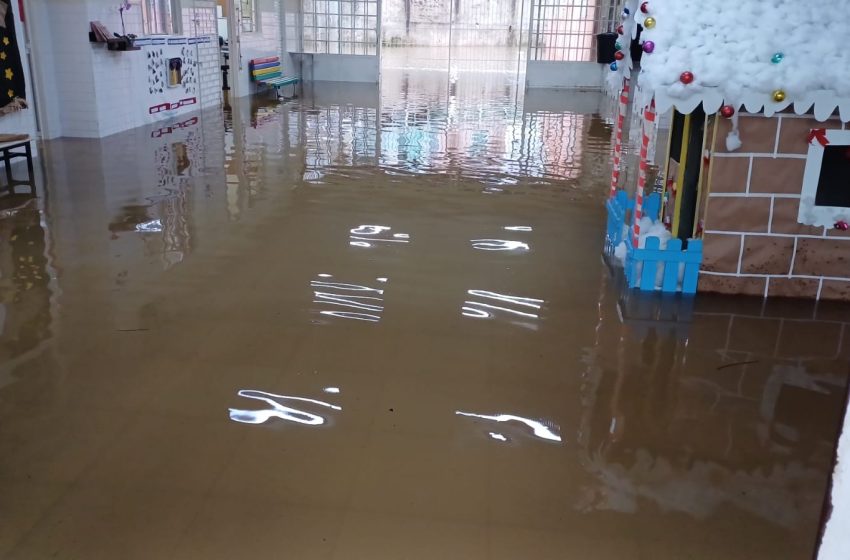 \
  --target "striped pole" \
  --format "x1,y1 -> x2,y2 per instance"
609,78 -> 630,198
632,100 -> 657,248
